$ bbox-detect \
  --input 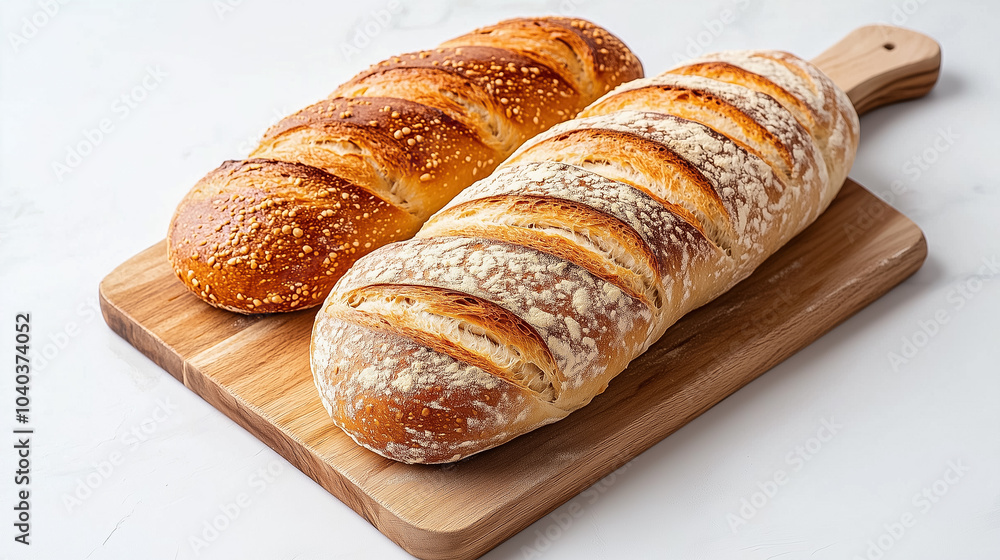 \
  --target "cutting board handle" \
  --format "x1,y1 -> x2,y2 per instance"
811,25 -> 941,115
